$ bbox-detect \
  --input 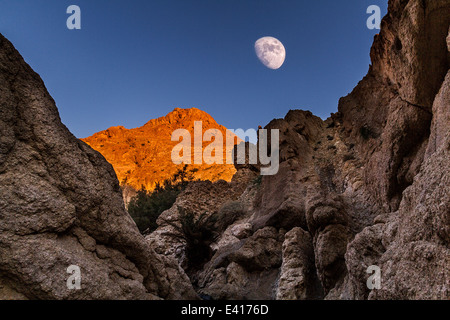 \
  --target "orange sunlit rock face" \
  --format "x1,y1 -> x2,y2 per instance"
82,108 -> 241,191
